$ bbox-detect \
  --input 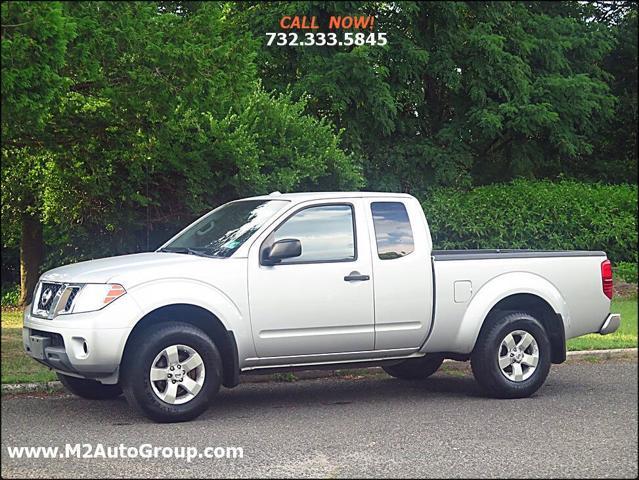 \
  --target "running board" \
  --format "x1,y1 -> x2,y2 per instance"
240,353 -> 425,374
